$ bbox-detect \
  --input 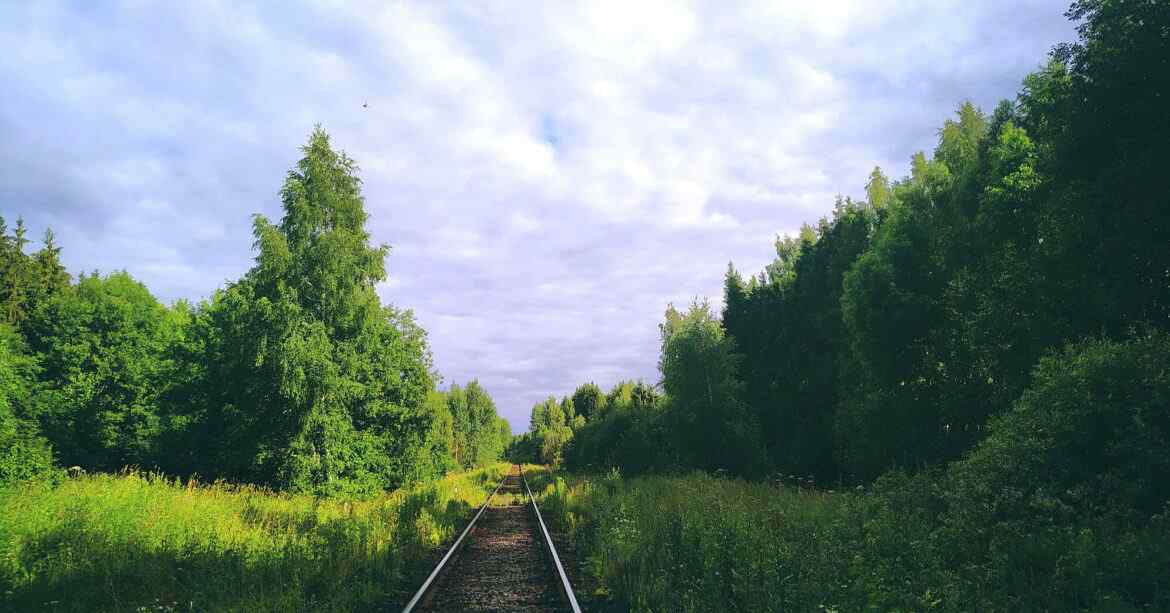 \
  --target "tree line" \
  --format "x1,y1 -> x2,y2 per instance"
519,0 -> 1169,490
0,128 -> 510,496
509,380 -> 661,467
